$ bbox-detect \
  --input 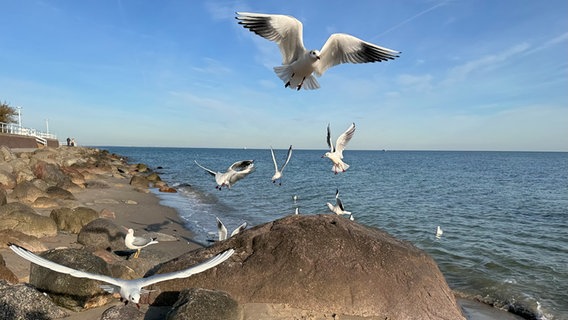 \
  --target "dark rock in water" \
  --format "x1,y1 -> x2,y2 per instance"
0,279 -> 69,319
0,202 -> 58,237
148,214 -> 465,319
77,218 -> 128,251
166,288 -> 239,320
29,248 -> 114,311
50,206 -> 100,233
0,254 -> 18,284
100,304 -> 146,320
